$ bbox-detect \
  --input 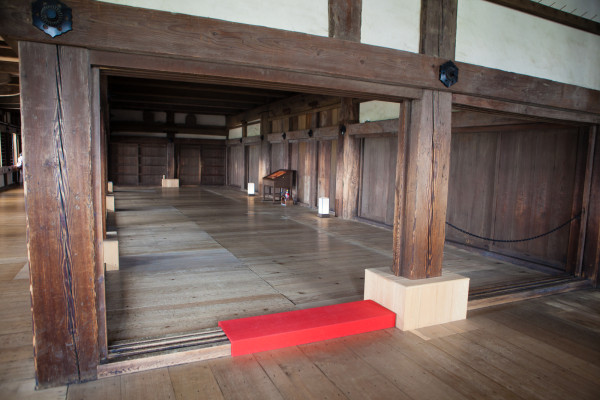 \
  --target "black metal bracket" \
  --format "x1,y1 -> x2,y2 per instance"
32,0 -> 72,38
439,61 -> 459,88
